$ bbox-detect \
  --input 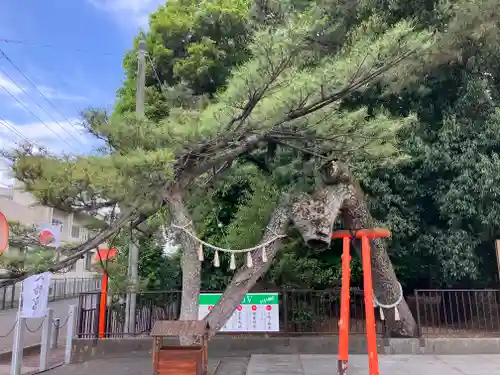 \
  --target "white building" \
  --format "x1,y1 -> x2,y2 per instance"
0,180 -> 101,279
